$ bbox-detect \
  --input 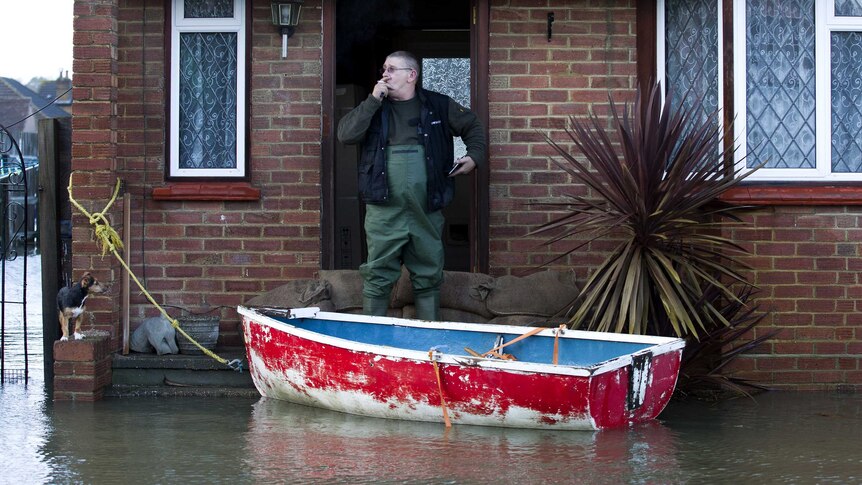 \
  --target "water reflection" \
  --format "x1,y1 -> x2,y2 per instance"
1,382 -> 860,484
40,393 -> 259,483
1,382 -> 53,484
662,393 -> 862,483
244,399 -> 682,484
